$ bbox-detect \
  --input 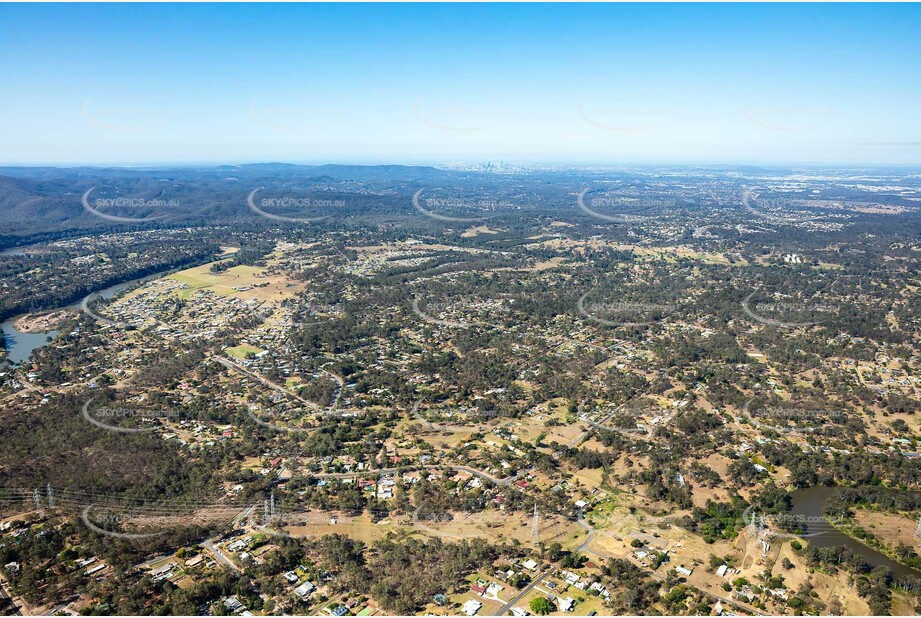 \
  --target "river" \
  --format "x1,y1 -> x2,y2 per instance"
0,276 -> 140,367
0,319 -> 60,366
790,486 -> 921,579
2,268 -> 195,366
1,245 -> 235,366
